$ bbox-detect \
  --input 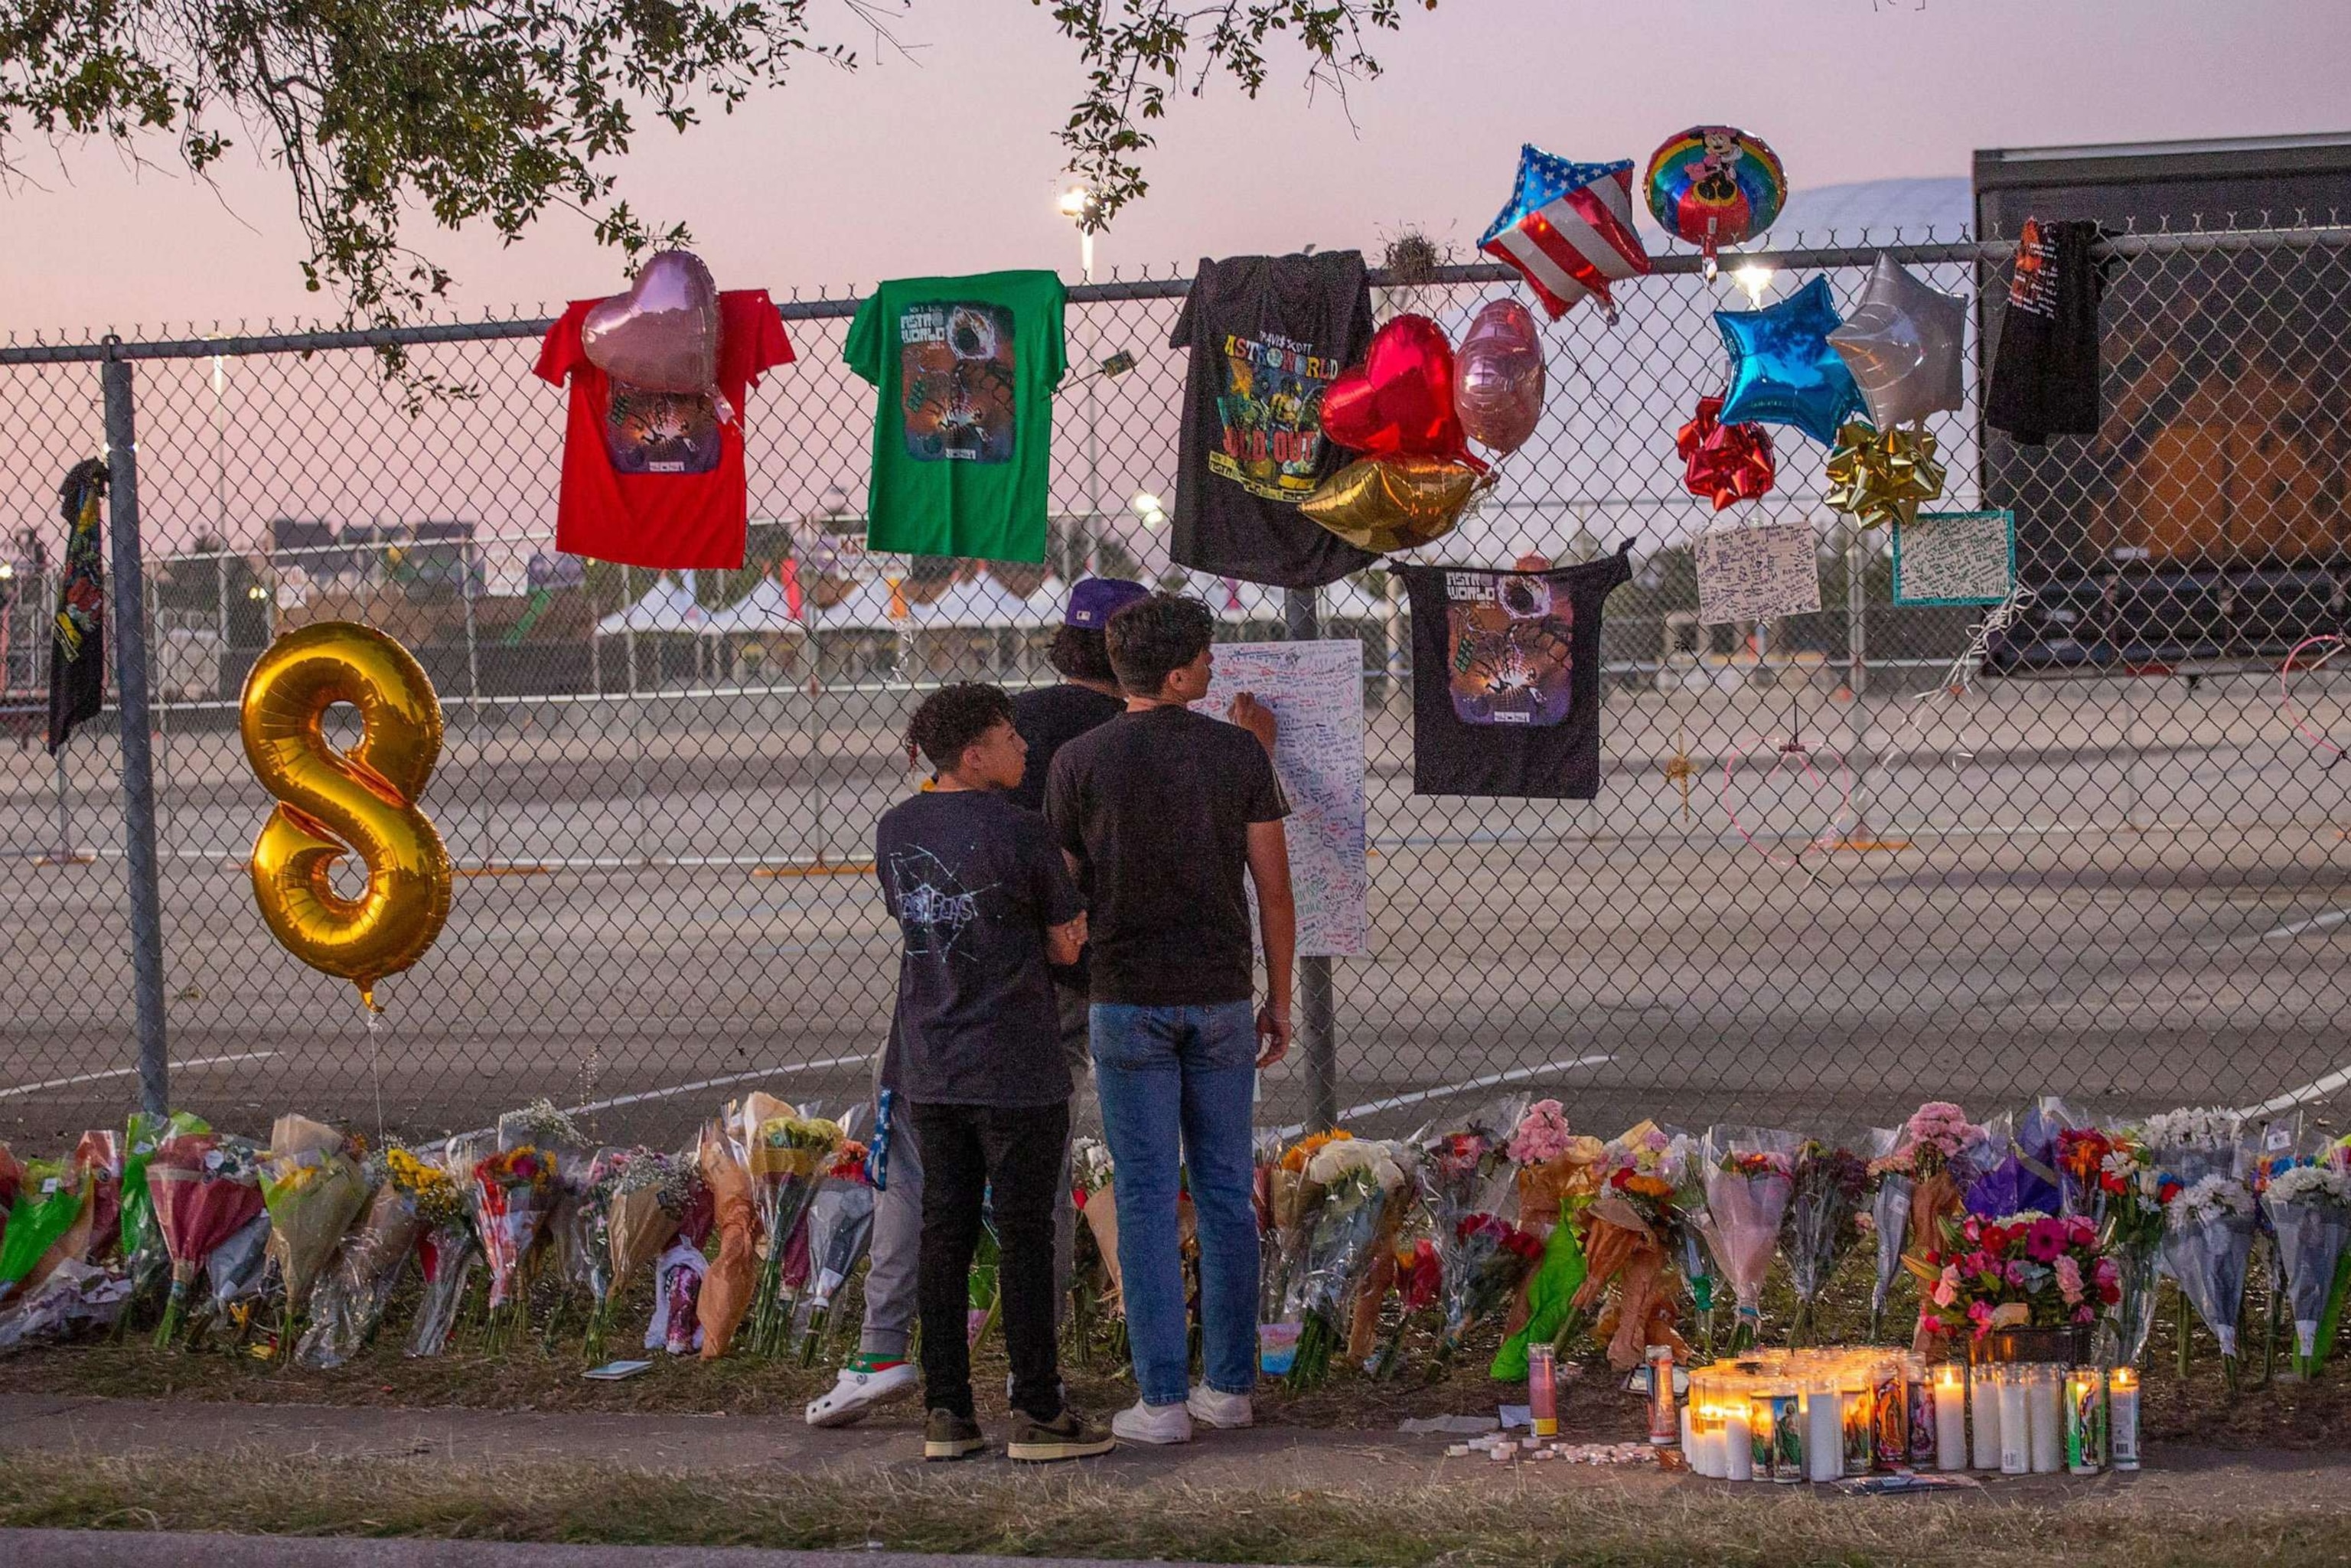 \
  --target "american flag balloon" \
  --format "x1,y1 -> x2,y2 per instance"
1478,147 -> 1653,321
